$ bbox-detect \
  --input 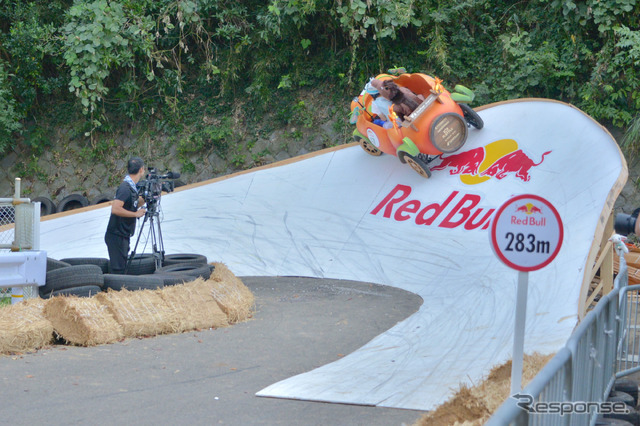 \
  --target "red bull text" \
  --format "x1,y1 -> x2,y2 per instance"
511,216 -> 546,226
371,184 -> 495,230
